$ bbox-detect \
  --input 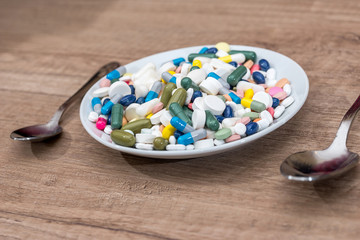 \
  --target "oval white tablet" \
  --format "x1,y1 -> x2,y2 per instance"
203,95 -> 226,115
109,81 -> 131,98
192,109 -> 206,129
93,87 -> 110,98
